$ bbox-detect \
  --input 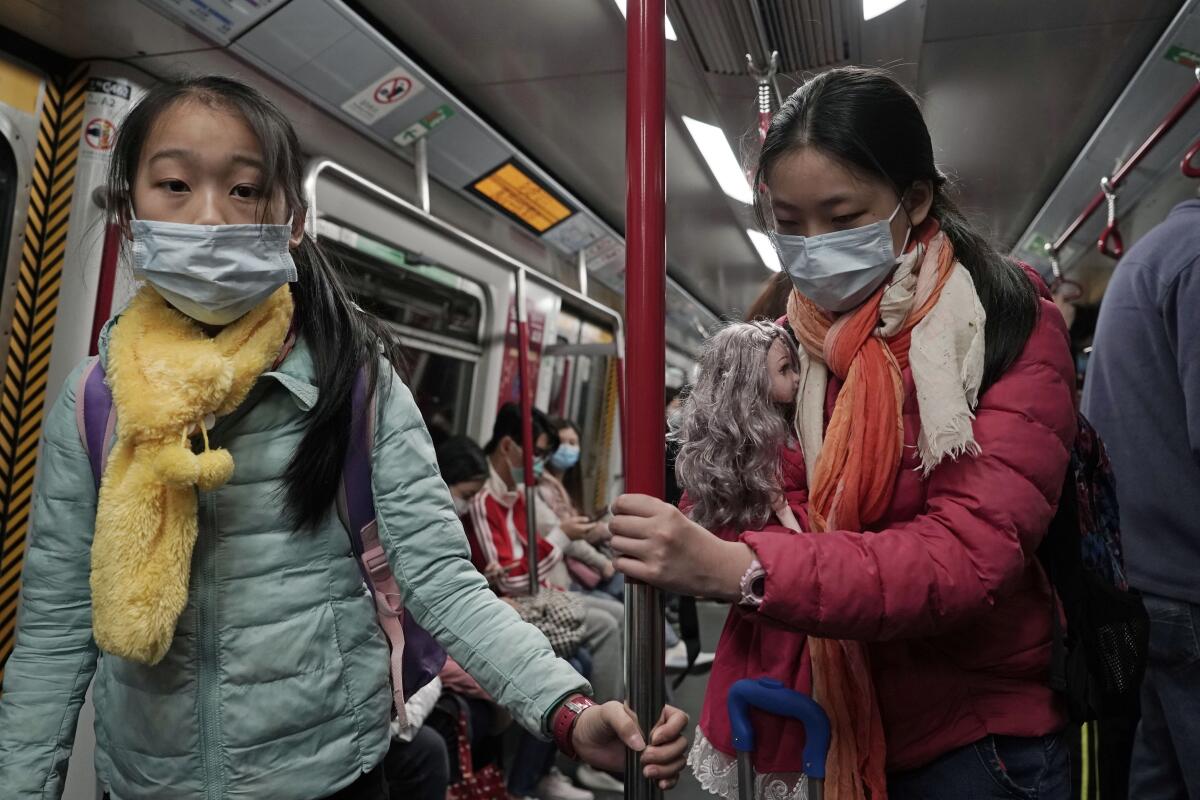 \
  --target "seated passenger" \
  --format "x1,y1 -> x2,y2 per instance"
464,404 -> 623,704
436,435 -> 490,517
538,417 -> 614,590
